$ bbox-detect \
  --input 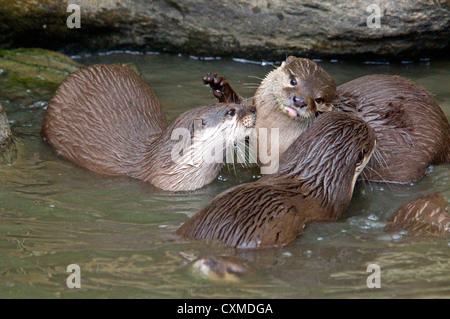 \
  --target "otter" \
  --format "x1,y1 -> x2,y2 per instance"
204,56 -> 450,183
42,64 -> 256,192
385,194 -> 449,236
191,256 -> 250,282
177,112 -> 376,248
